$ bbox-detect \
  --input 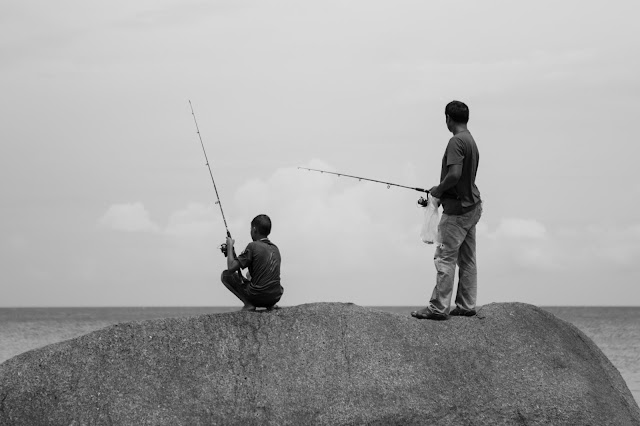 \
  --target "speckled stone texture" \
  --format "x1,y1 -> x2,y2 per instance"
0,302 -> 639,425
